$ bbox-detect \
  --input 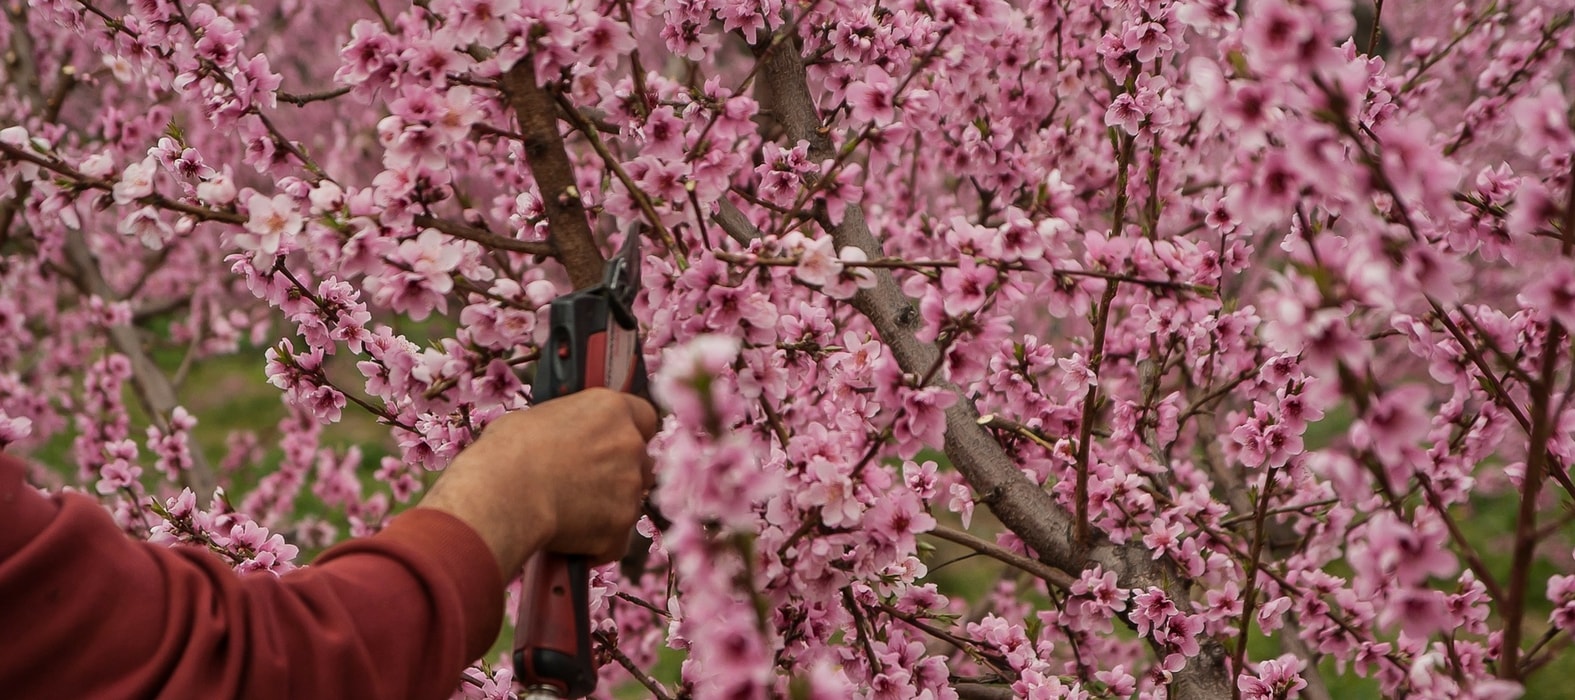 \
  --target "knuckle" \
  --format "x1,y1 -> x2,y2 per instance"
616,423 -> 647,452
583,386 -> 620,407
